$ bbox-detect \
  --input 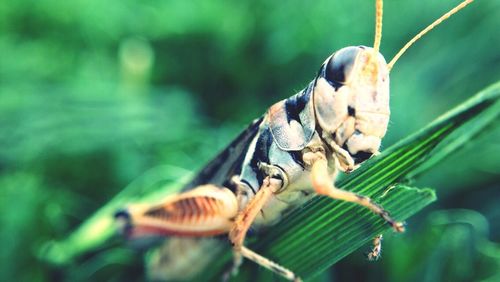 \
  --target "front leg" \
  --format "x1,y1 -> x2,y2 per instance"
328,141 -> 357,172
303,150 -> 405,233
229,176 -> 301,282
